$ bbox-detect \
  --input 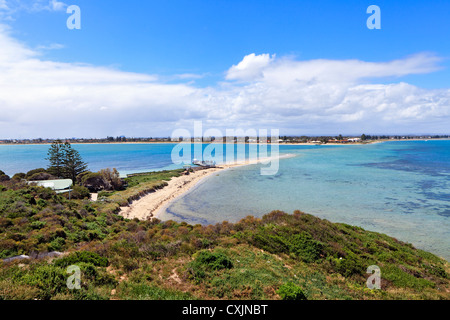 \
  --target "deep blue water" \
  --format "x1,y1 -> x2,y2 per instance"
0,141 -> 449,260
